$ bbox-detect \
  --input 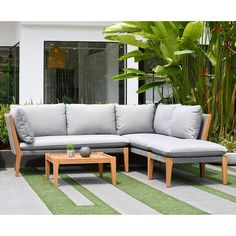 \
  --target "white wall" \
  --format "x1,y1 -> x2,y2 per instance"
19,22 -> 139,104
0,22 -> 19,46
126,46 -> 139,104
